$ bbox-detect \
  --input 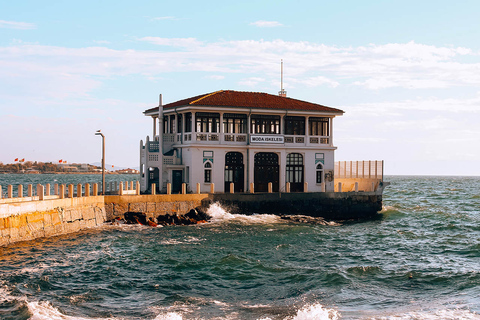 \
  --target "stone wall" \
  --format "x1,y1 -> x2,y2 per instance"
104,194 -> 209,221
0,196 -> 106,247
